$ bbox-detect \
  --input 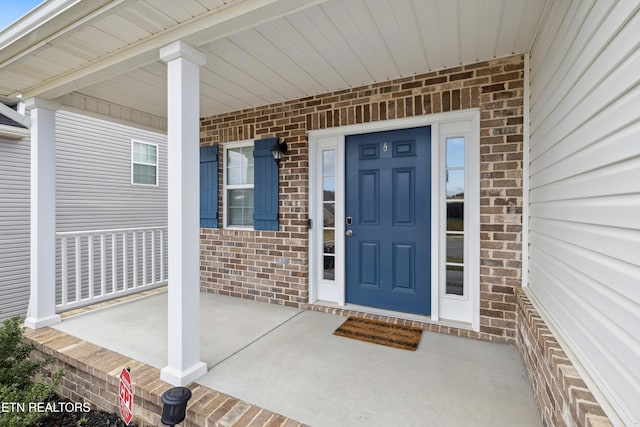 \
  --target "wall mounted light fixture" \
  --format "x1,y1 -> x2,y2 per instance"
271,138 -> 288,163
